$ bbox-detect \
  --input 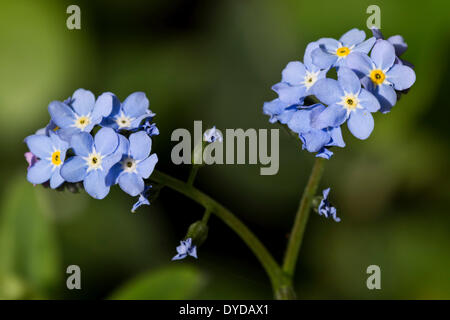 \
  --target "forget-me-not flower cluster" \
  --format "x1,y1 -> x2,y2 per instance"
24,89 -> 159,212
264,27 -> 416,159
